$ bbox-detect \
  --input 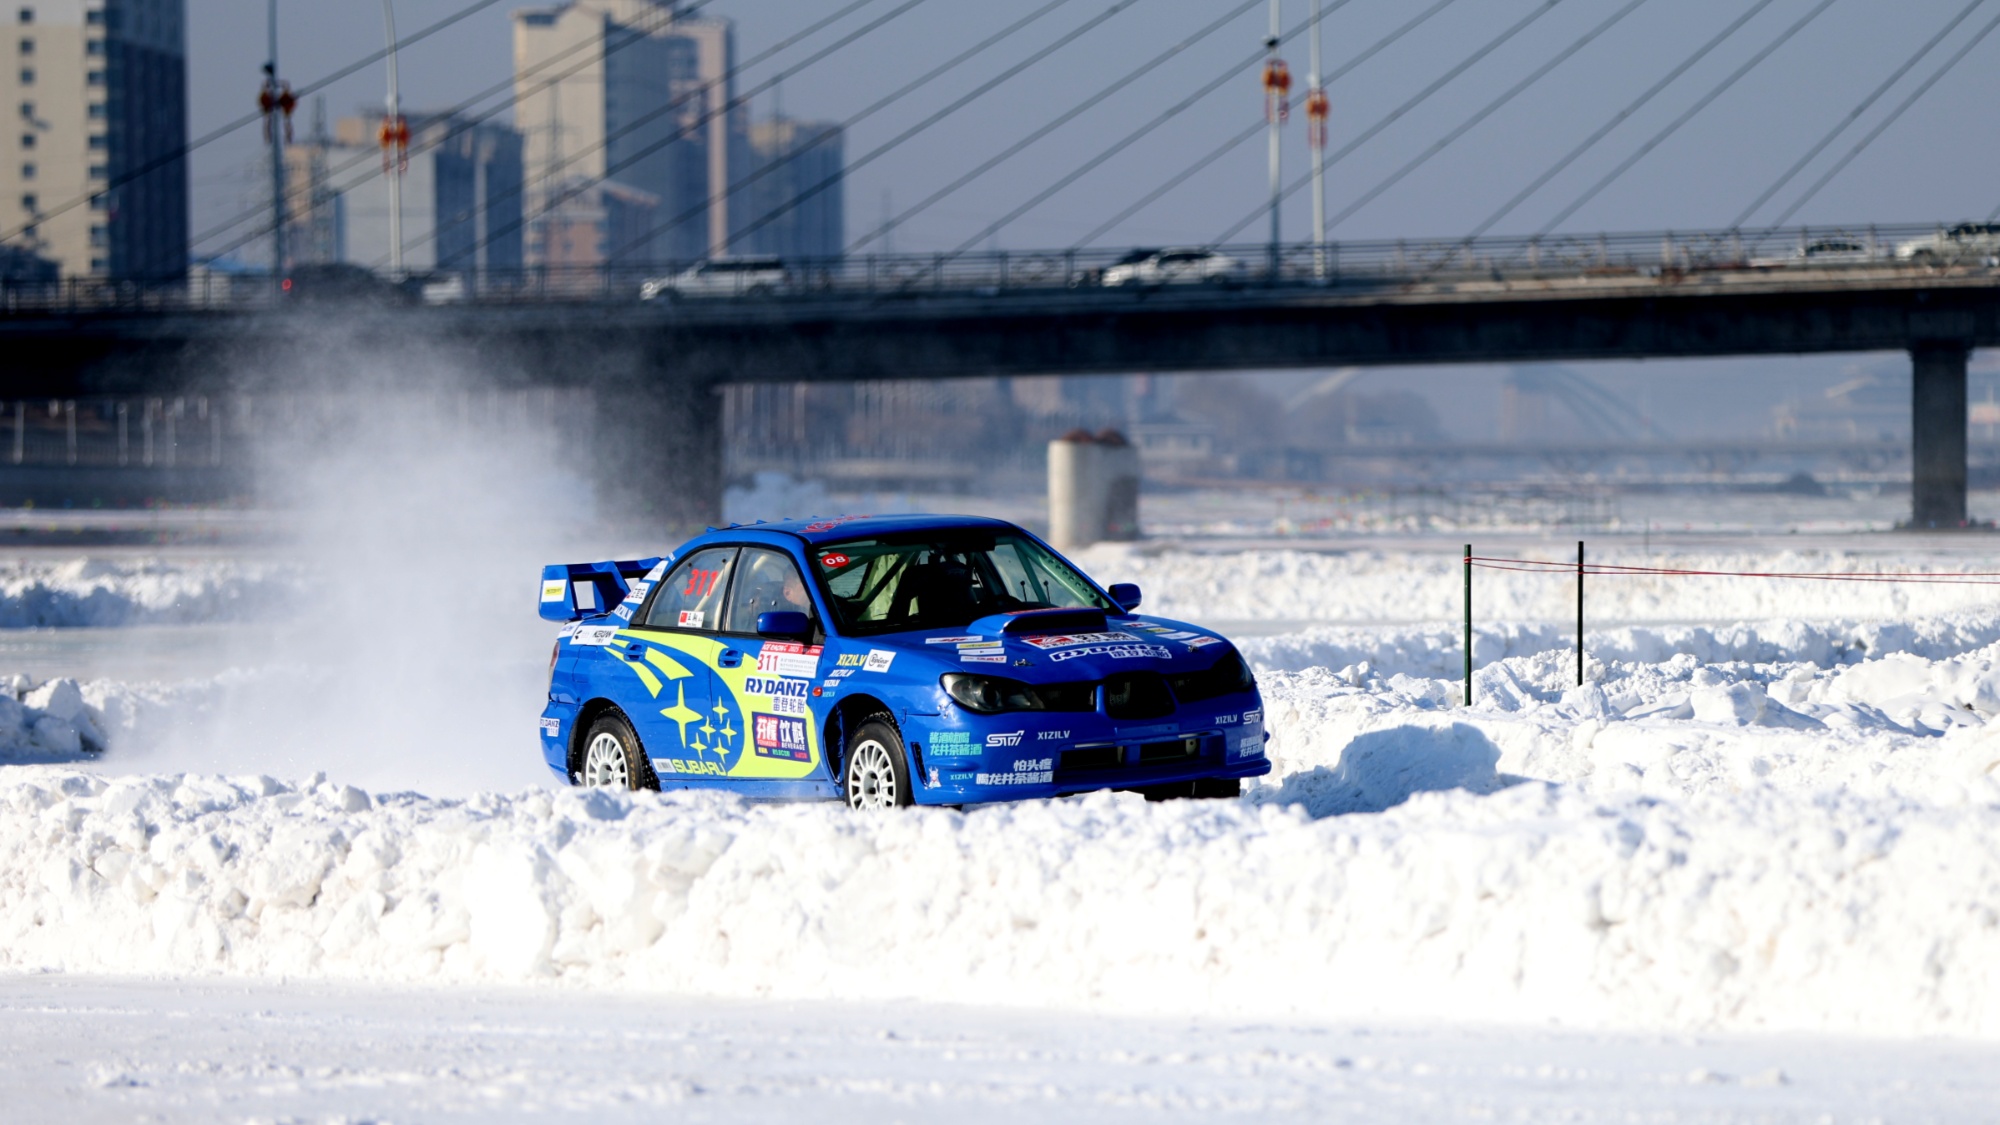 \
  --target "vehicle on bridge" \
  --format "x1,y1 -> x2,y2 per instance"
1894,222 -> 2000,266
1748,237 -> 1878,268
536,515 -> 1268,809
639,257 -> 789,300
1099,247 -> 1244,287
